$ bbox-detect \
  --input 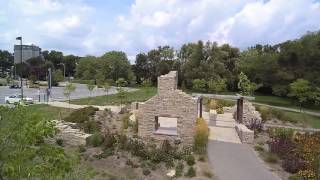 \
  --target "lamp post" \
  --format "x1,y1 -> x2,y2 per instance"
16,36 -> 23,99
58,63 -> 65,81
